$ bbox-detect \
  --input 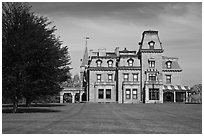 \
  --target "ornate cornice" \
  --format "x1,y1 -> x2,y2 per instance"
139,49 -> 164,53
89,67 -> 116,71
118,66 -> 141,70
162,69 -> 182,72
